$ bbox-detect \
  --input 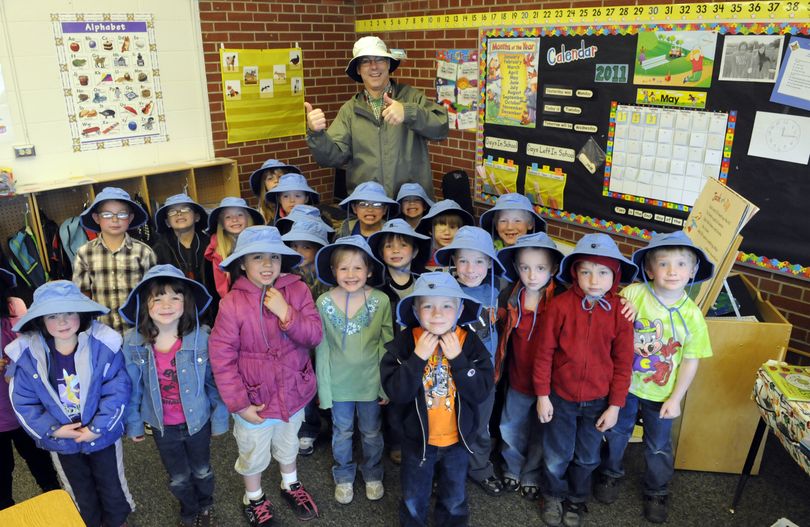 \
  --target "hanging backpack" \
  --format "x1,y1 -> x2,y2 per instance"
7,226 -> 48,289
59,215 -> 90,265
40,209 -> 71,279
